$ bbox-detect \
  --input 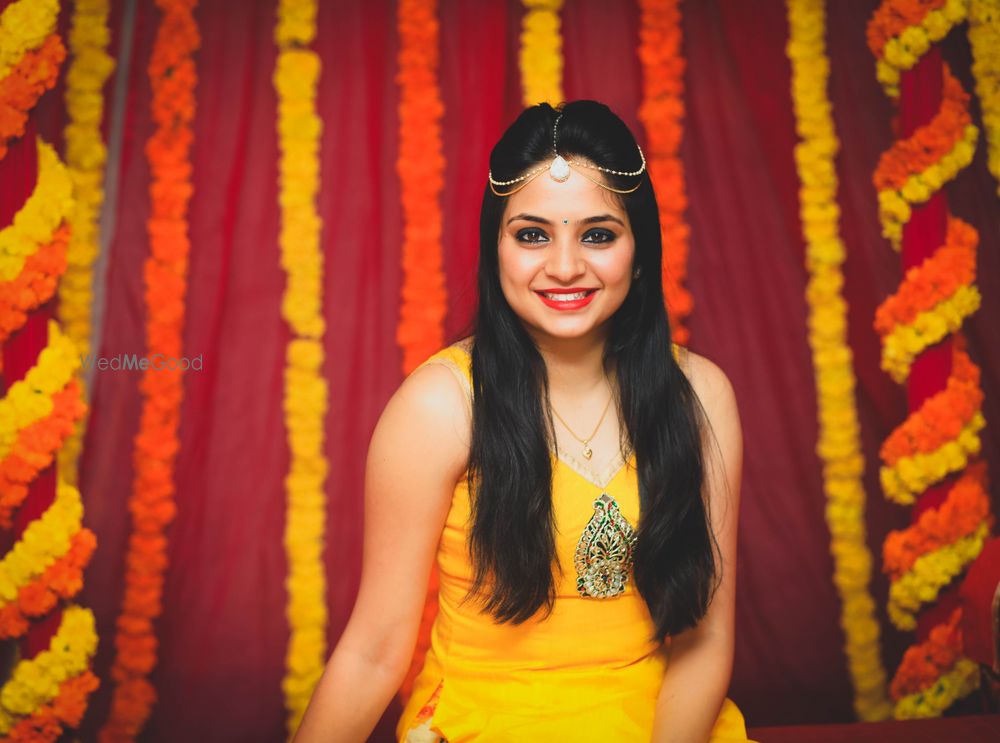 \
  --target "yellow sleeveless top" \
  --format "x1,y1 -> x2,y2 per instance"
396,342 -> 752,742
